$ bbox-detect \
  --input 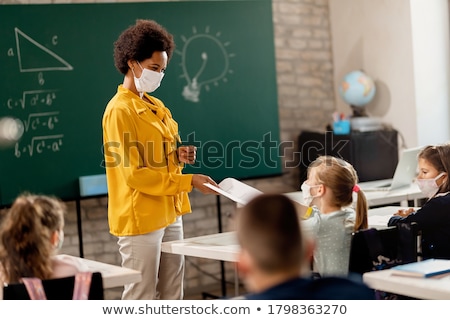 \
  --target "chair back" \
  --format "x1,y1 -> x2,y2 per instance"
3,272 -> 104,300
349,223 -> 419,275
